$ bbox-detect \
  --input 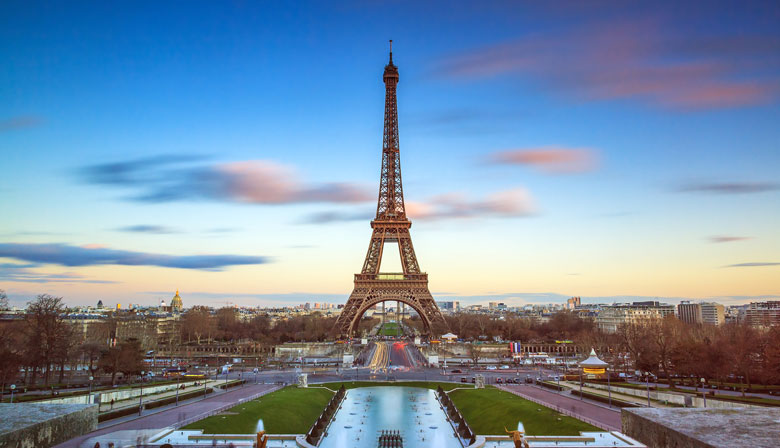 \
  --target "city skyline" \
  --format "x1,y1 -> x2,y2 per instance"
2,1 -> 780,308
